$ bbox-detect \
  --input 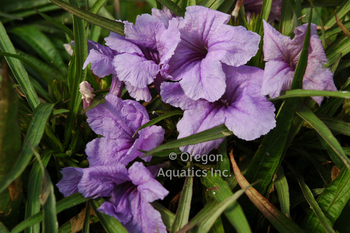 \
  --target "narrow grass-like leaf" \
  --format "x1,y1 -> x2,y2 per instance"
171,175 -> 193,232
10,25 -> 67,75
0,22 -> 40,110
0,103 -> 54,194
201,172 -> 251,233
335,10 -> 350,37
272,89 -> 350,100
275,166 -> 291,218
296,103 -> 350,171
288,164 -> 335,233
178,185 -> 252,233
34,8 -> 74,39
156,0 -> 185,17
323,20 -> 350,39
200,0 -> 226,10
53,109 -> 69,116
50,0 -> 124,35
11,193 -> 87,233
84,0 -> 108,28
42,170 -> 58,233
318,116 -> 350,137
230,152 -> 306,233
0,73 -> 21,182
143,124 -> 232,156
25,150 -> 52,233
0,222 -> 9,233
90,198 -> 128,233
152,202 -> 175,231
326,37 -> 350,61
64,0 -> 87,147
280,0 -> 298,36
217,138 -> 231,174
82,201 -> 90,233
302,168 -> 350,232
133,110 -> 183,137
324,0 -> 350,28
